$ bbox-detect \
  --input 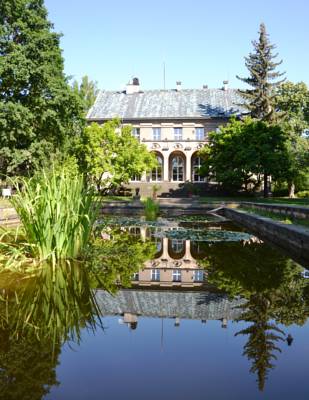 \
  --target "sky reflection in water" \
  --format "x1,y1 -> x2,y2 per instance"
0,215 -> 308,400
